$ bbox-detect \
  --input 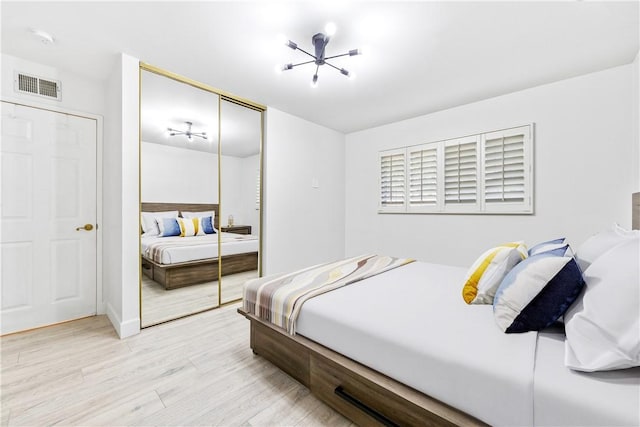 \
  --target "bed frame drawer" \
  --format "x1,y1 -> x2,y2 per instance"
242,311 -> 485,427
310,354 -> 458,427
